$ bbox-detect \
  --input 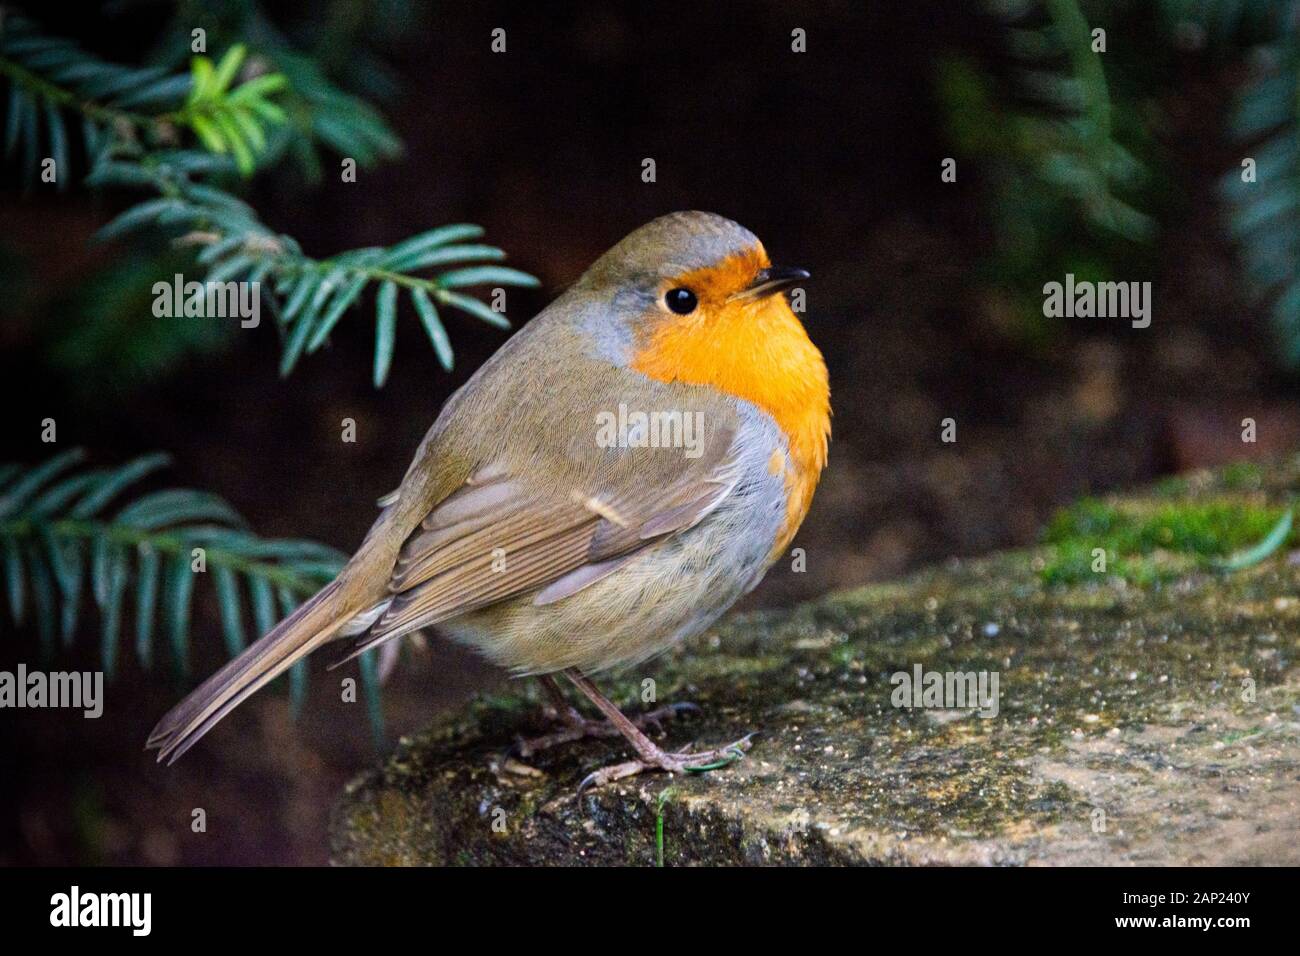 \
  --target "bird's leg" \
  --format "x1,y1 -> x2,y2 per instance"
563,669 -> 752,794
537,673 -> 585,725
515,674 -> 697,758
